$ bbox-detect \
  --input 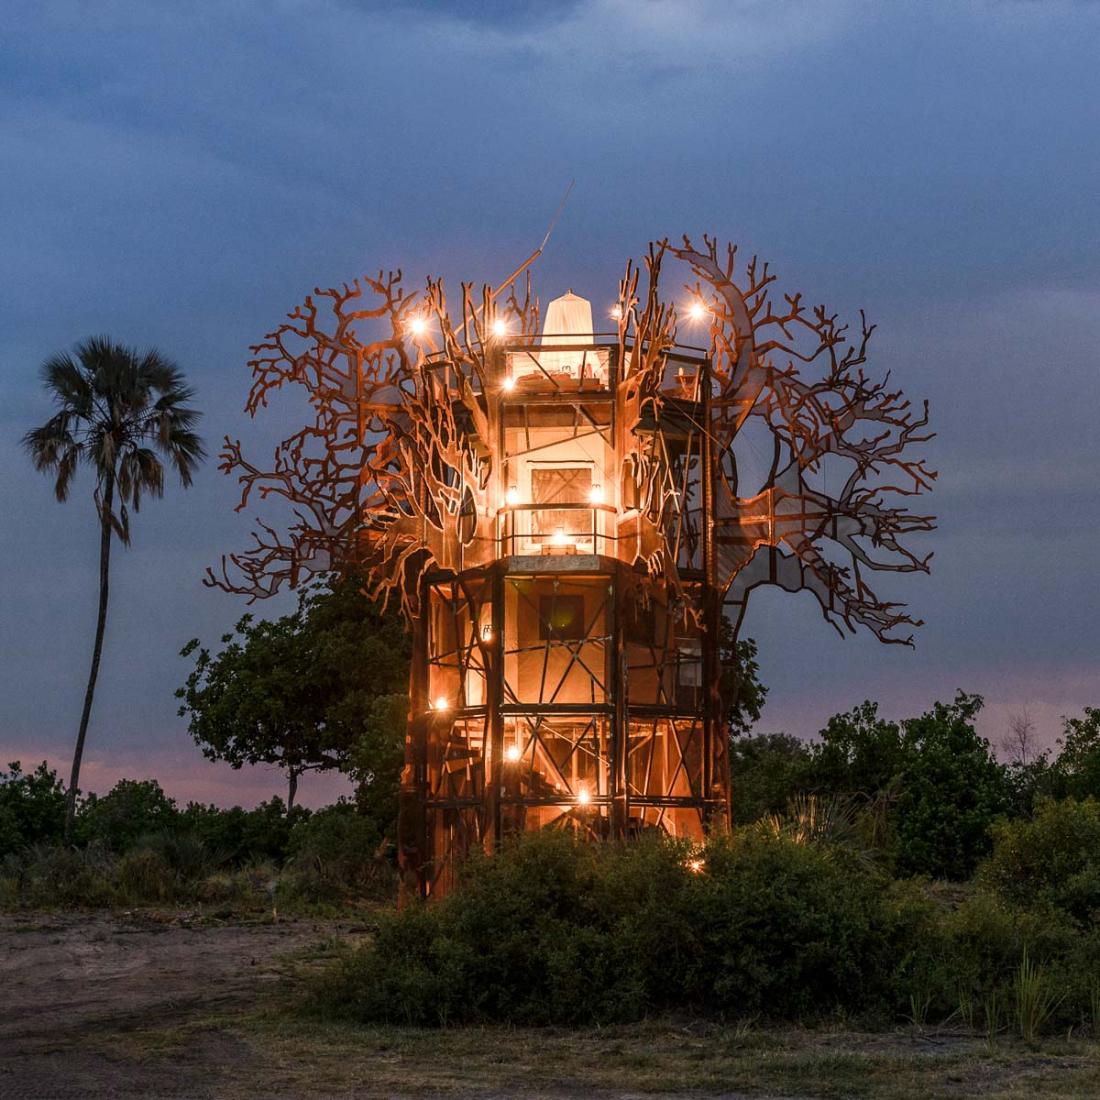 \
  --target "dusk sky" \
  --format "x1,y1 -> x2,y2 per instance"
2,1 -> 1098,807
